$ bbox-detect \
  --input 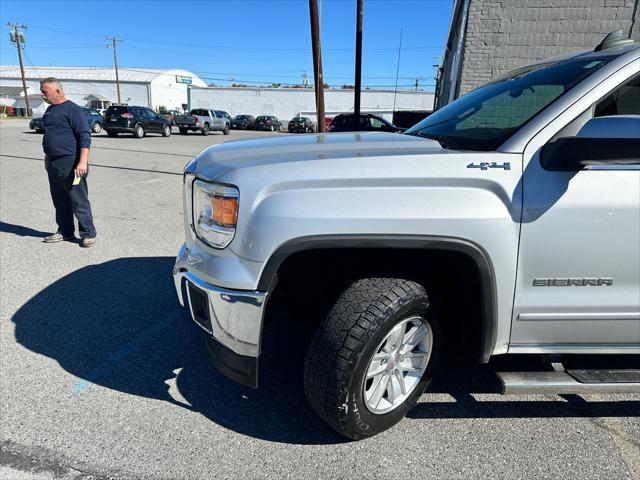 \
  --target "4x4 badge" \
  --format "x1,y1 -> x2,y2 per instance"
467,162 -> 511,171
